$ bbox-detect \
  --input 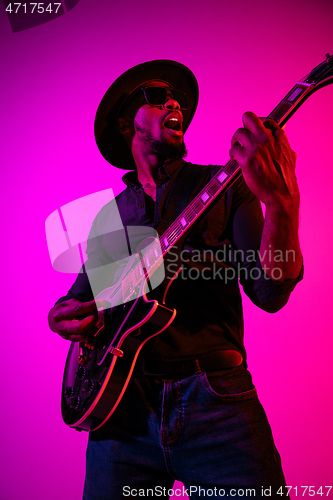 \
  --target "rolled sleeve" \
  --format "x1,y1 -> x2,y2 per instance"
243,256 -> 304,305
229,177 -> 303,306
